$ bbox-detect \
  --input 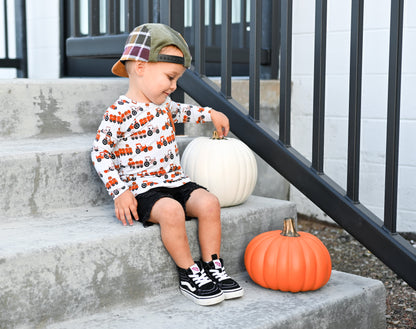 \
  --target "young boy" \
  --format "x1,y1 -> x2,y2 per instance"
91,23 -> 243,306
